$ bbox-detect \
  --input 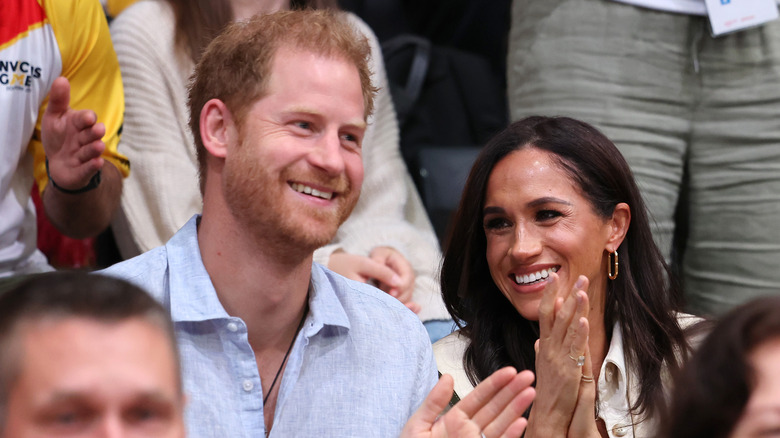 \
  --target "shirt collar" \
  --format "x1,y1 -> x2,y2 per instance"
597,321 -> 630,411
164,215 -> 352,334
305,263 -> 351,336
166,216 -> 230,323
602,321 -> 628,386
